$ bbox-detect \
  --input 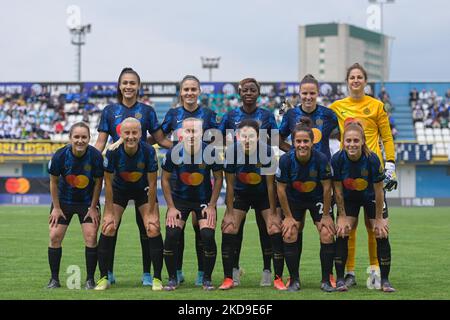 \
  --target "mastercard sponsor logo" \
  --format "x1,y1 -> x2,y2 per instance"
343,178 -> 368,191
311,128 -> 322,144
180,172 -> 204,186
119,171 -> 143,182
238,172 -> 262,185
115,124 -> 121,136
5,178 -> 30,194
292,181 -> 316,193
65,175 -> 89,189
